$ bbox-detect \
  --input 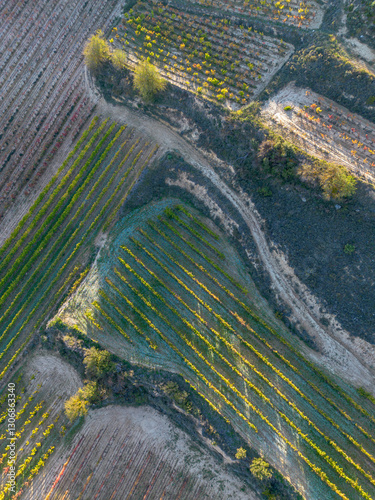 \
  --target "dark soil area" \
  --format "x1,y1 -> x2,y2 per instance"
237,169 -> 375,344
